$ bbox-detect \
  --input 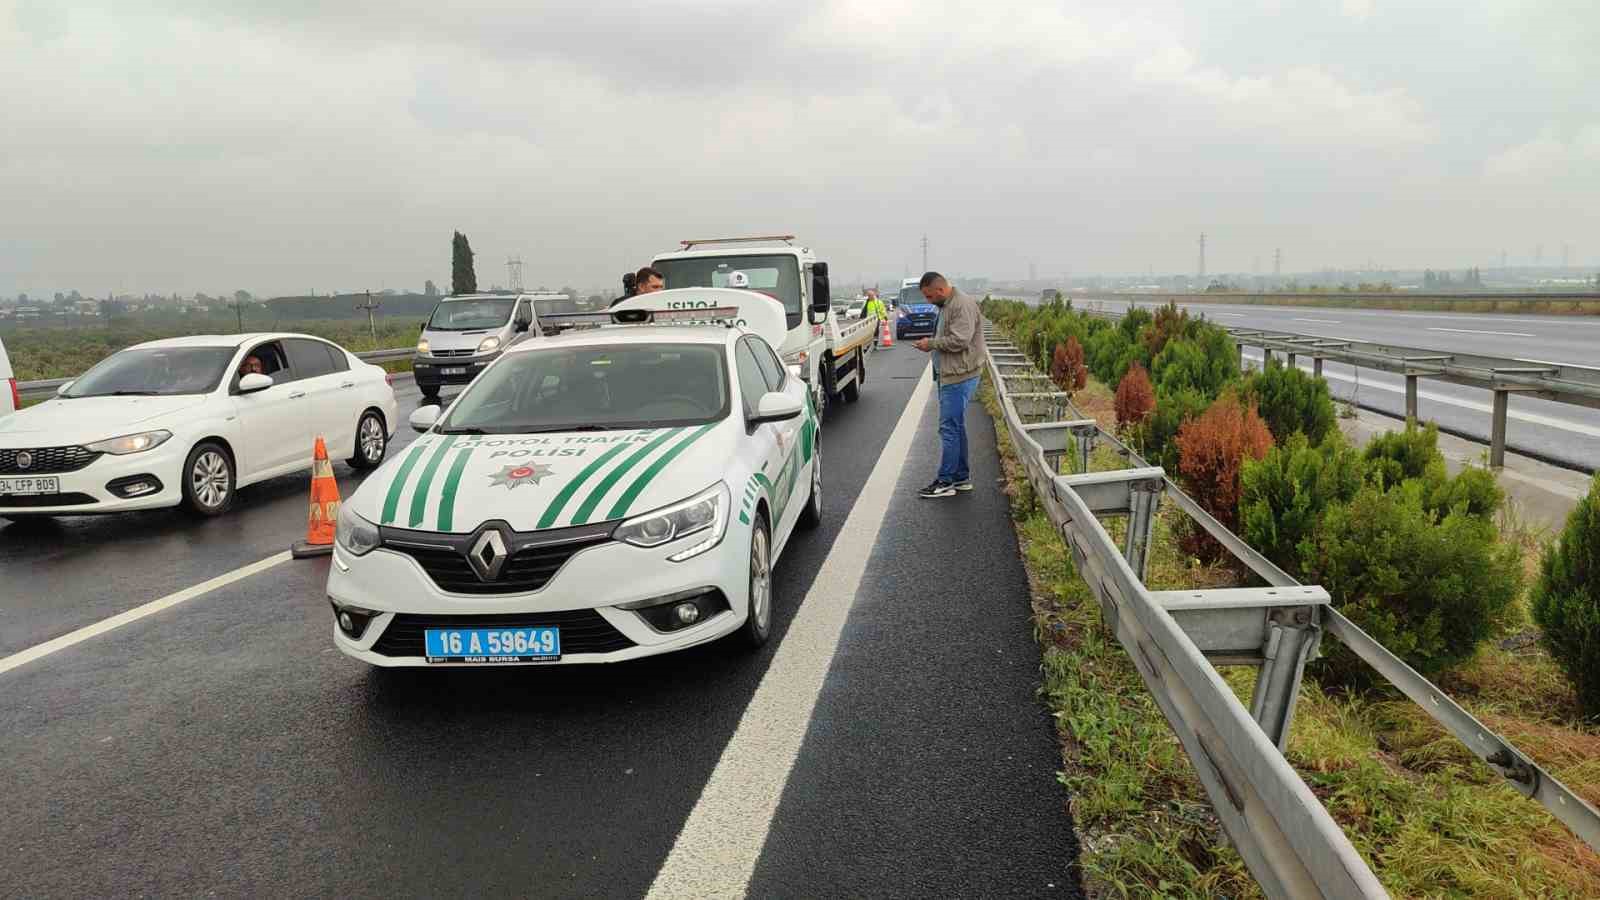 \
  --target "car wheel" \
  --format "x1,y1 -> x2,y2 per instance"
182,442 -> 235,516
420,388 -> 440,405
348,410 -> 388,470
798,441 -> 822,530
737,513 -> 773,649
